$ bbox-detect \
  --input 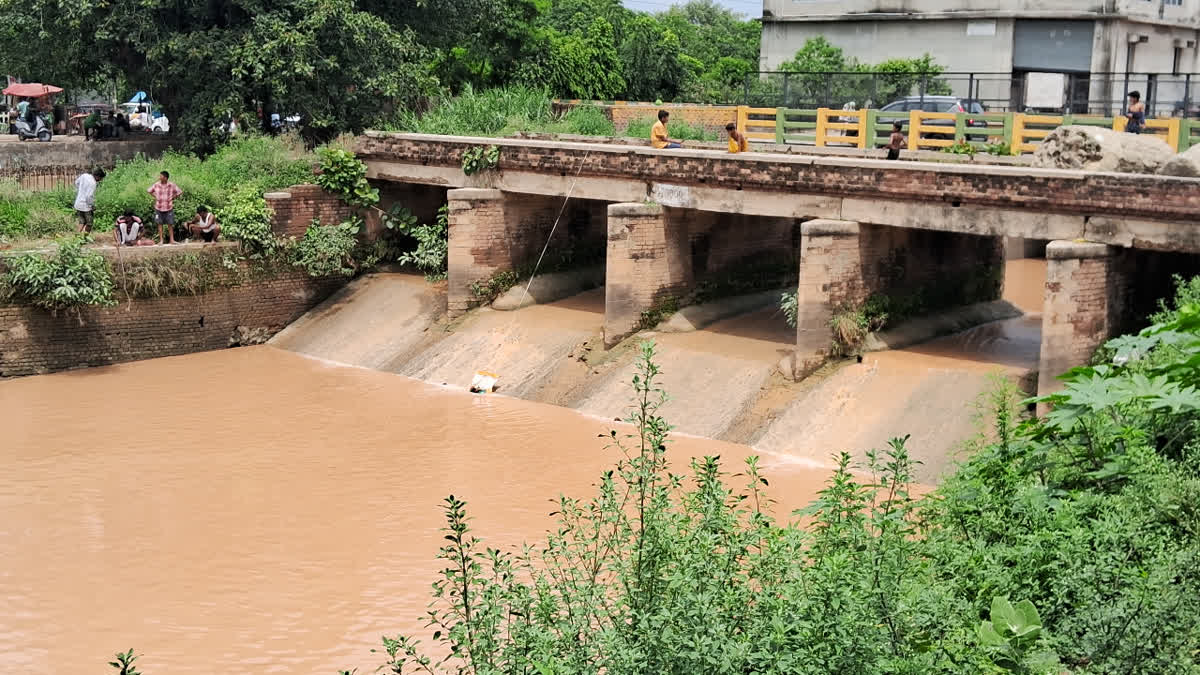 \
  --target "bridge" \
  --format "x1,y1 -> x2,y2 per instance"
356,132 -> 1200,397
